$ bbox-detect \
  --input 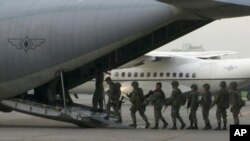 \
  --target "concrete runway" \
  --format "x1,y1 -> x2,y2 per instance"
0,95 -> 250,141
